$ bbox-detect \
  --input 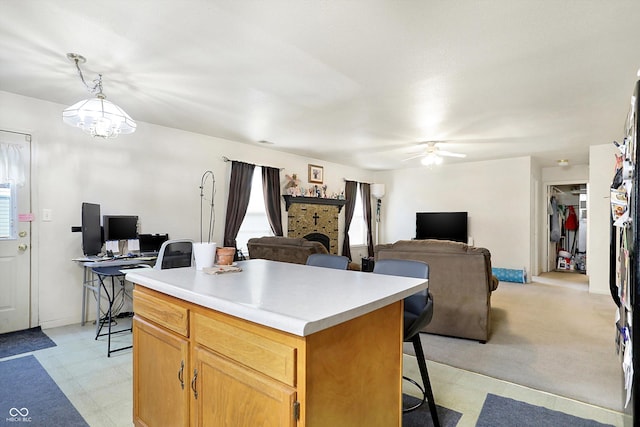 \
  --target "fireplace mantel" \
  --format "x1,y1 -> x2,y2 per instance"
282,195 -> 347,212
